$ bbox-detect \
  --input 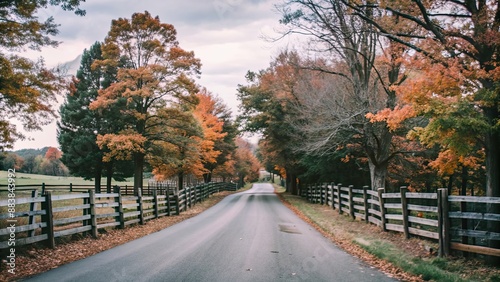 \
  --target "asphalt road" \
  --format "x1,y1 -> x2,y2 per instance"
25,183 -> 396,282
